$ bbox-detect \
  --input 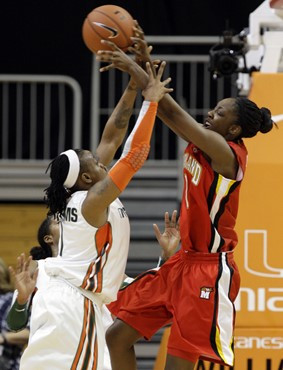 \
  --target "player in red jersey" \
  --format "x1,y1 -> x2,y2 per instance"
96,30 -> 275,370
